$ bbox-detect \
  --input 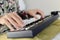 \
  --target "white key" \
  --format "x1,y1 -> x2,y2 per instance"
23,15 -> 41,26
